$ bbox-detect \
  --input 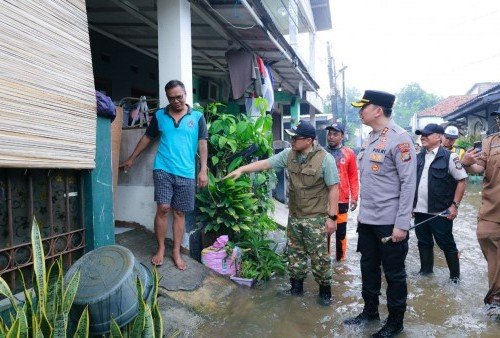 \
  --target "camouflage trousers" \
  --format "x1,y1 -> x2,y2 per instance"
287,216 -> 332,285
